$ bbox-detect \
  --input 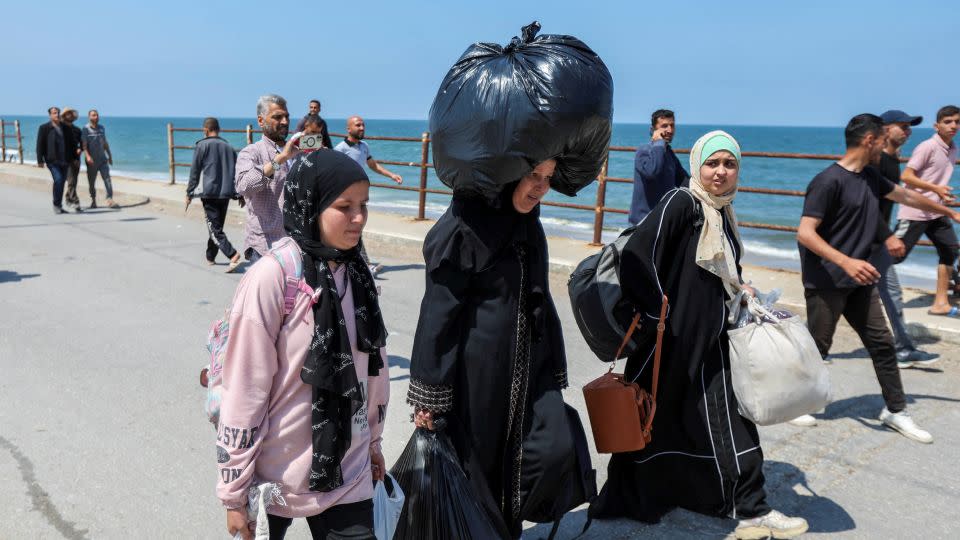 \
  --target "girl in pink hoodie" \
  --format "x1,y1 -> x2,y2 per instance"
218,150 -> 390,539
